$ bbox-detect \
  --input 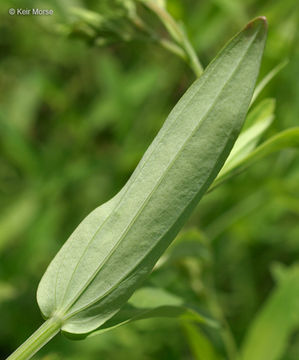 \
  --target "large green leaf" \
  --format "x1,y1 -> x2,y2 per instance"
241,264 -> 299,360
37,17 -> 267,336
